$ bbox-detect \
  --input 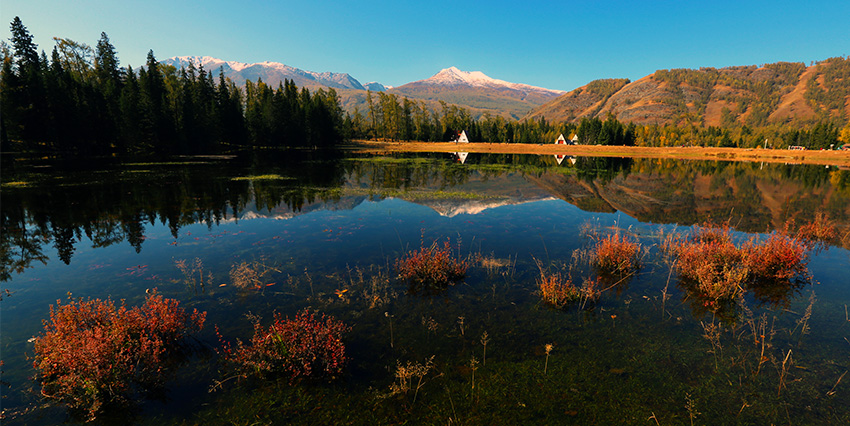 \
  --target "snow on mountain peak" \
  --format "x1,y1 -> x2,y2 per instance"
425,67 -> 564,95
169,55 -> 251,72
